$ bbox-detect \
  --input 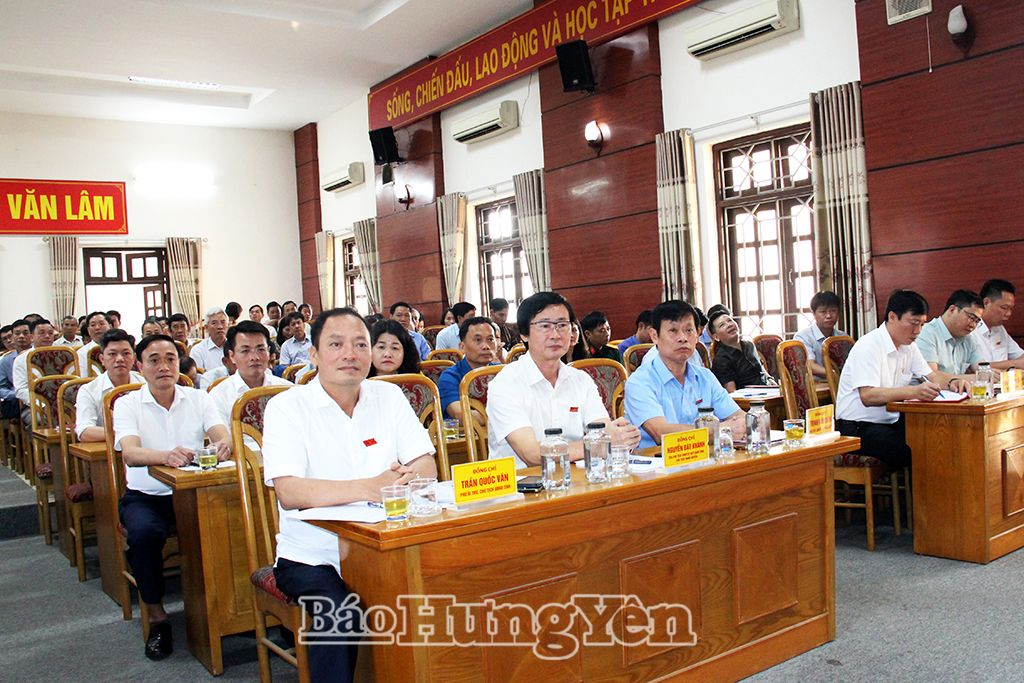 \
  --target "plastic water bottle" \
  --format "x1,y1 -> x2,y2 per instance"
582,422 -> 610,483
746,401 -> 771,455
694,406 -> 720,460
973,362 -> 993,400
540,428 -> 570,490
